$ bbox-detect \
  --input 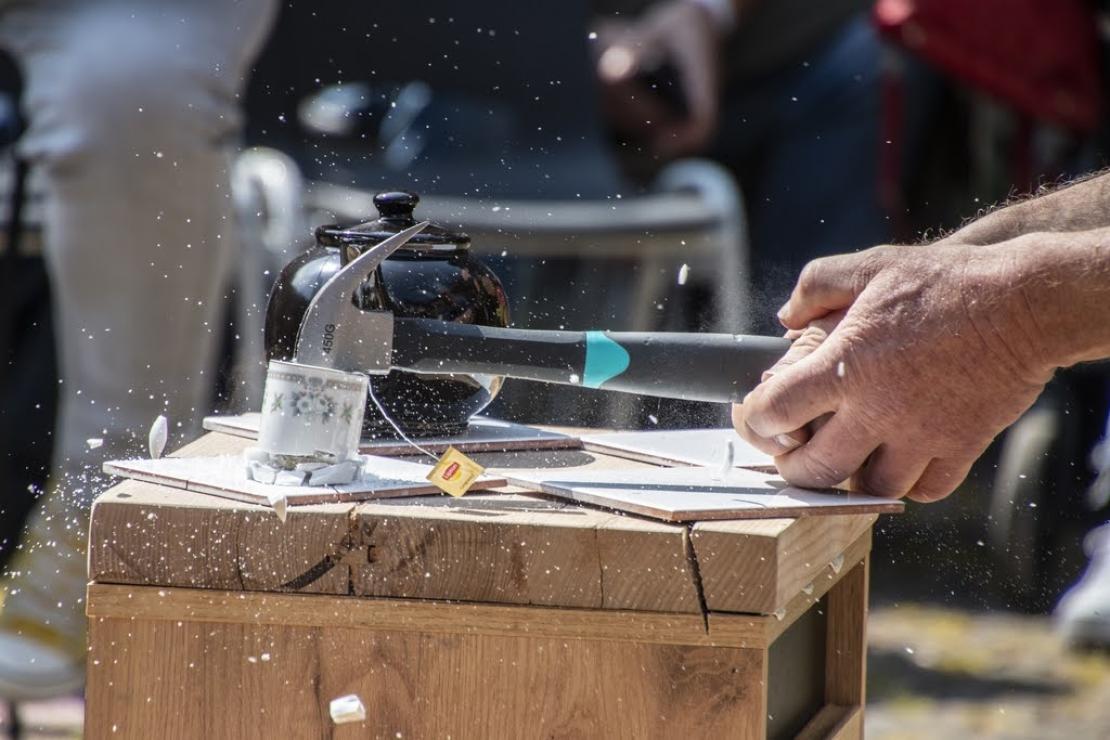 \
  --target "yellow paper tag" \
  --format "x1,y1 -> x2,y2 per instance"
427,446 -> 485,497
